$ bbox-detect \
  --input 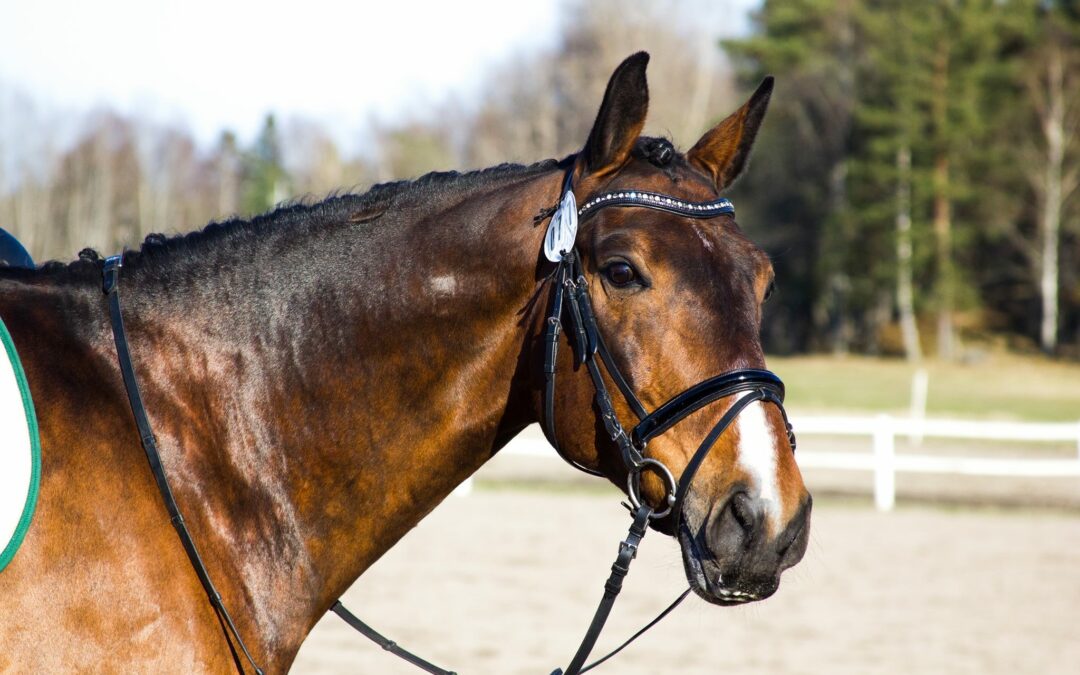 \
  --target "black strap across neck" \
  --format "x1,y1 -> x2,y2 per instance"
101,255 -> 264,675
329,602 -> 456,675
